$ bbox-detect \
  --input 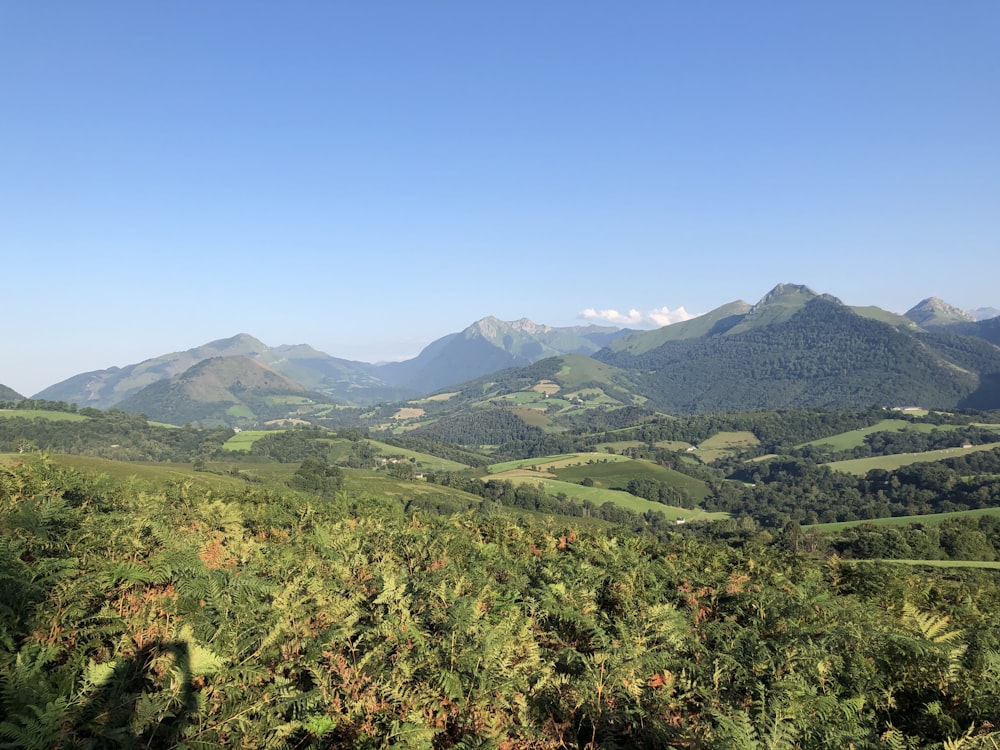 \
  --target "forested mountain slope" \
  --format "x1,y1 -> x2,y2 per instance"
114,356 -> 328,427
597,292 -> 1000,413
